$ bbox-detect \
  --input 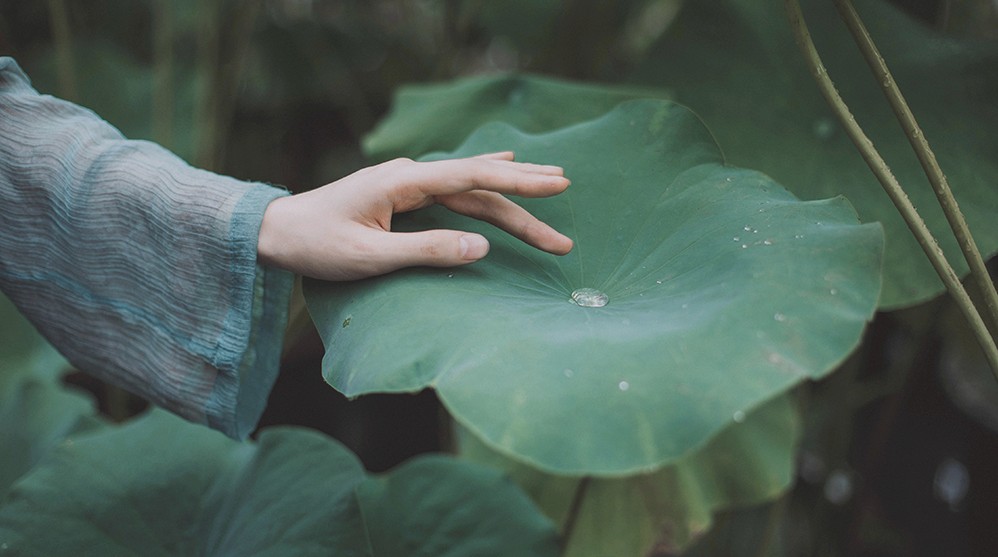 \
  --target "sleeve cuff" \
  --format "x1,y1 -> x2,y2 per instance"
204,184 -> 295,439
